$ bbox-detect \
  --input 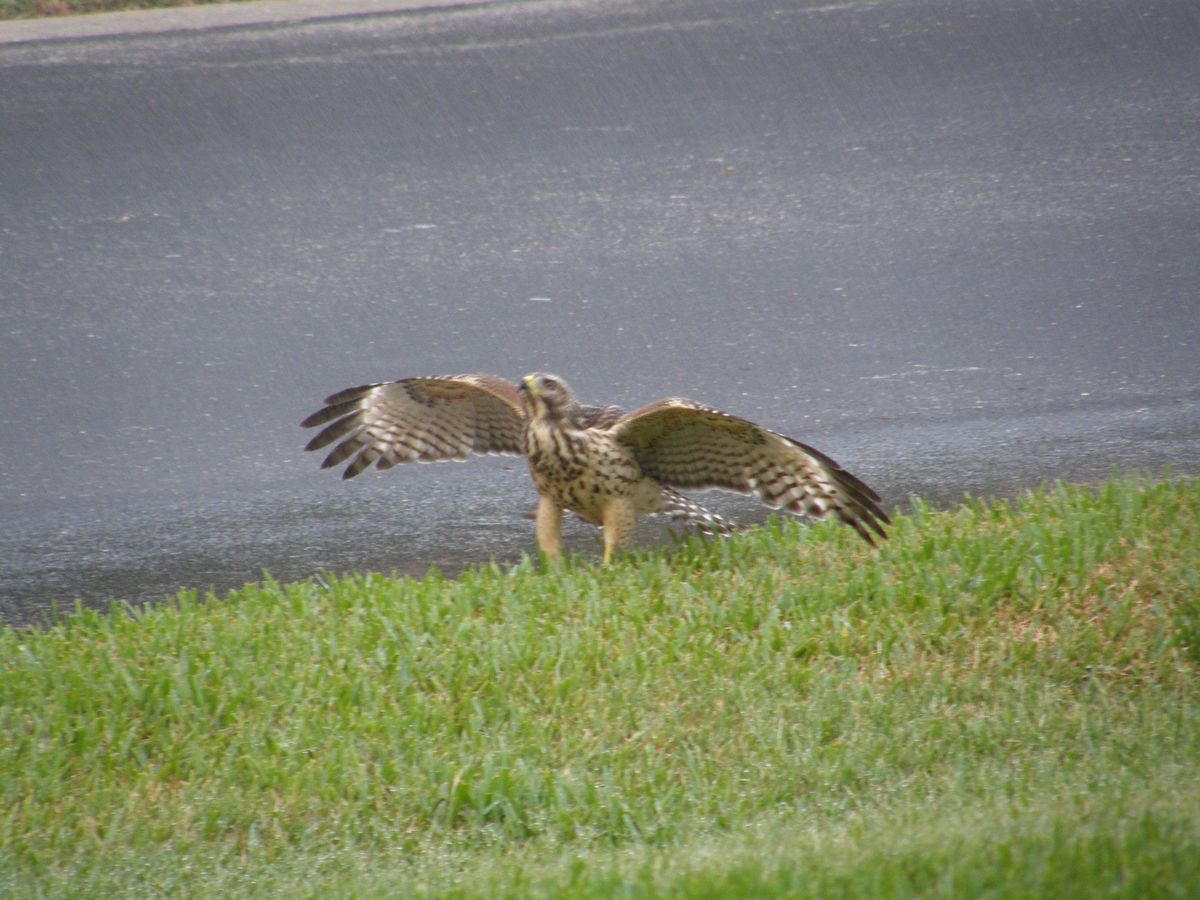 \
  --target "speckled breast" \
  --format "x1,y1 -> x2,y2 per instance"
523,423 -> 640,514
